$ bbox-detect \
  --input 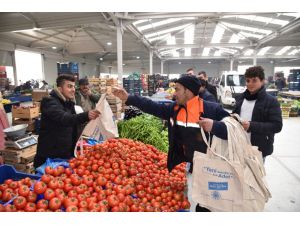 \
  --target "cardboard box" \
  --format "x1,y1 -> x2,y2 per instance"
12,106 -> 39,120
32,89 -> 49,102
